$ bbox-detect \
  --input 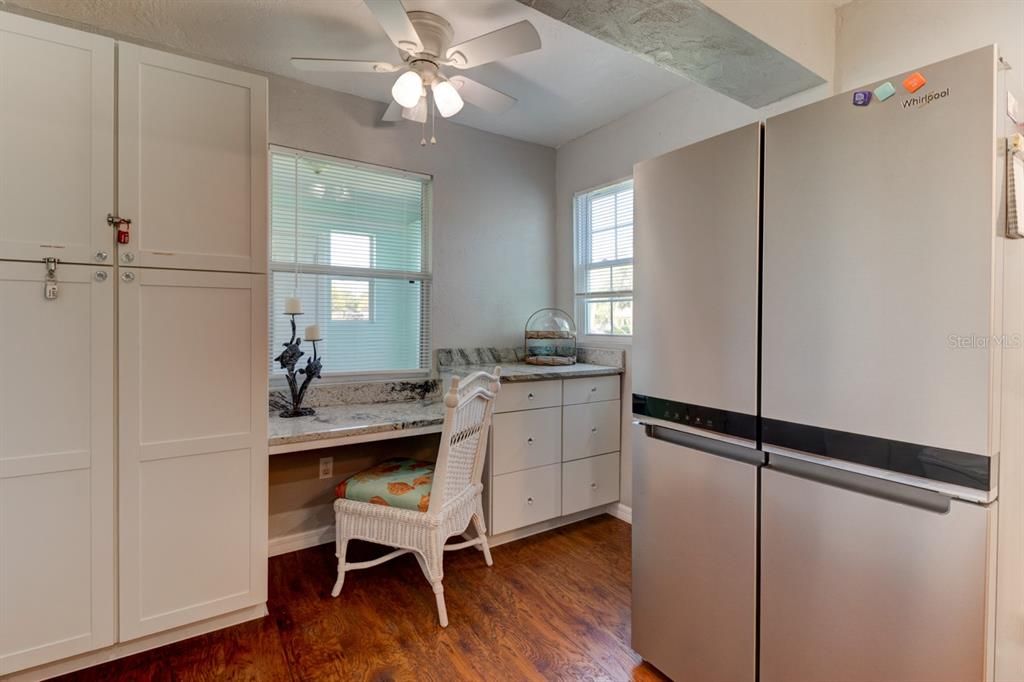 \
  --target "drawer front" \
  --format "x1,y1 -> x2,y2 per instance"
490,464 -> 561,534
562,452 -> 620,515
563,375 -> 620,405
562,400 -> 621,462
492,407 -> 562,475
494,380 -> 562,413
